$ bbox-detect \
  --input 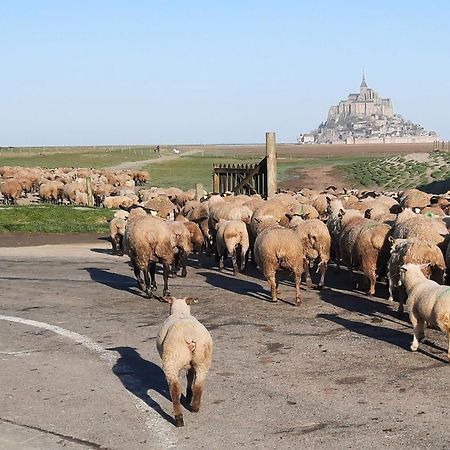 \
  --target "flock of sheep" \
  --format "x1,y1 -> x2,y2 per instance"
3,164 -> 450,427
108,183 -> 450,426
0,166 -> 150,206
